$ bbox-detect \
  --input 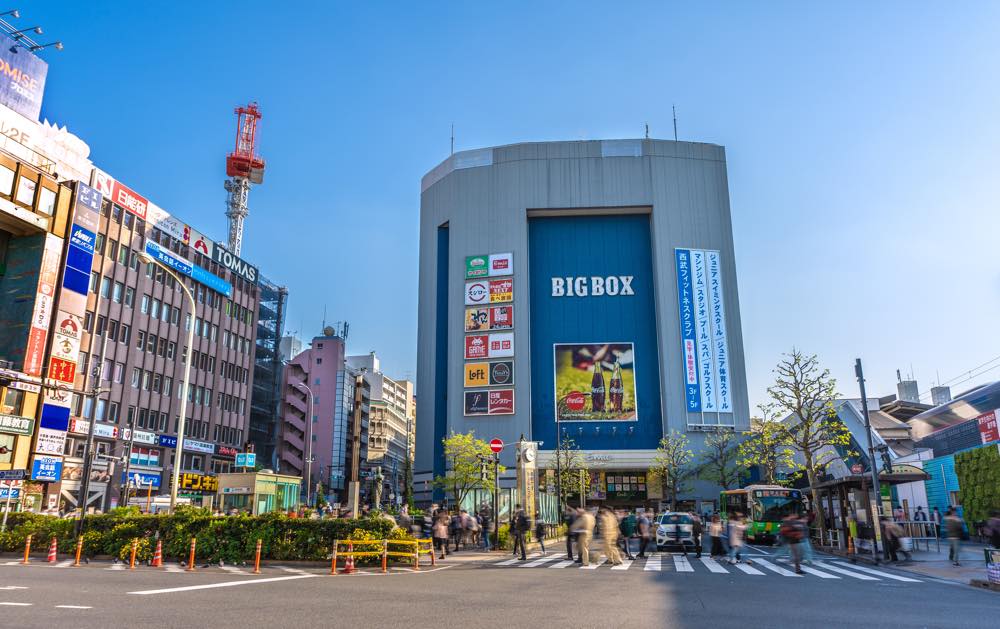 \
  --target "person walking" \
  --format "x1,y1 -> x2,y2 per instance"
433,512 -> 450,559
599,508 -> 623,565
619,510 -> 637,560
690,513 -> 703,559
800,510 -> 815,564
451,511 -> 463,552
913,506 -> 927,522
479,505 -> 493,551
780,512 -> 805,574
882,517 -> 901,562
636,510 -> 652,558
573,508 -> 596,565
709,514 -> 725,558
564,506 -> 578,561
534,512 -> 547,554
727,513 -> 745,564
945,508 -> 964,566
512,504 -> 529,561
931,506 -> 942,537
